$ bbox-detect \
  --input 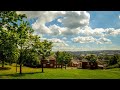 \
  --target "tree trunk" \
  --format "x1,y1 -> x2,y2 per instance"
41,59 -> 44,73
56,62 -> 57,68
65,64 -> 66,69
19,51 -> 22,74
2,60 -> 4,67
9,61 -> 12,66
16,62 -> 17,72
61,63 -> 63,69
20,64 -> 22,74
